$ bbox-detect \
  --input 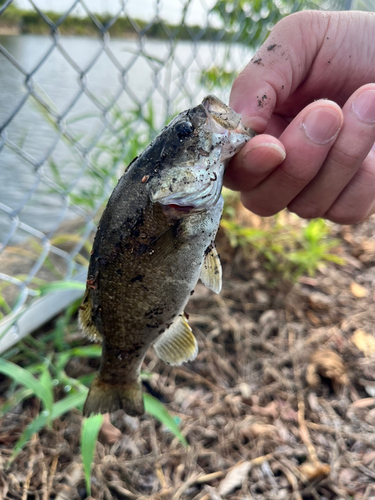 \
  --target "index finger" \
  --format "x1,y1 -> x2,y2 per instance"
229,11 -> 329,131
